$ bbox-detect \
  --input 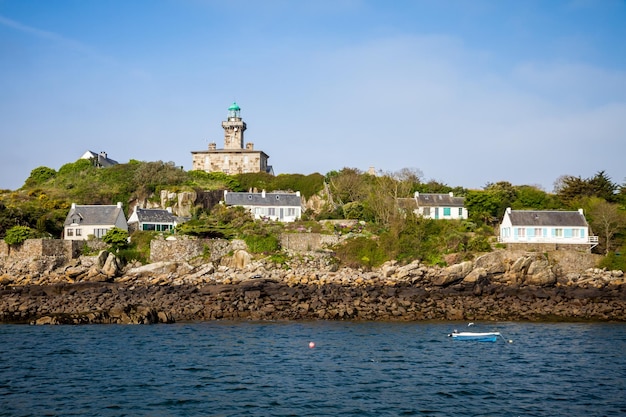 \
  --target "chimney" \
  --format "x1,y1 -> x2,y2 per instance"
414,191 -> 419,198
449,192 -> 454,197
166,207 -> 172,213
262,190 -> 266,198
116,202 -> 123,208
209,142 -> 217,150
506,207 -> 512,214
246,142 -> 254,150
578,208 -> 584,215
296,191 -> 301,197
71,203 -> 76,209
